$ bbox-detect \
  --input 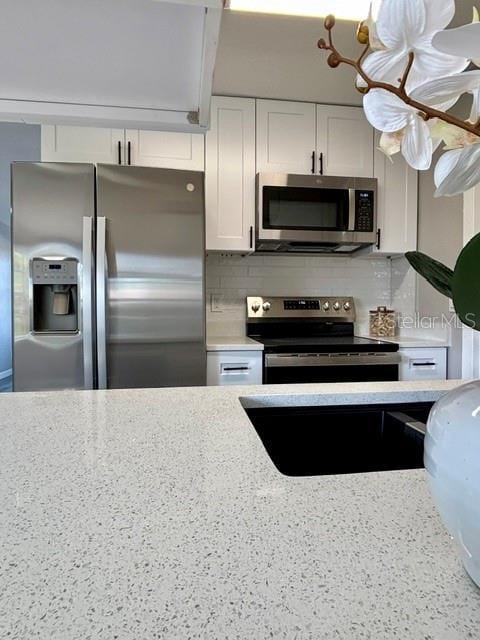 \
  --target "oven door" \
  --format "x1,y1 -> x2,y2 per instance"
264,352 -> 400,384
